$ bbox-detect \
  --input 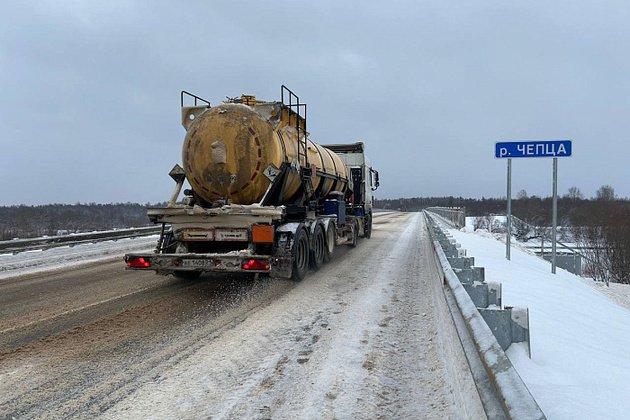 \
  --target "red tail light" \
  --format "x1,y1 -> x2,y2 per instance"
242,259 -> 270,271
127,257 -> 151,268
